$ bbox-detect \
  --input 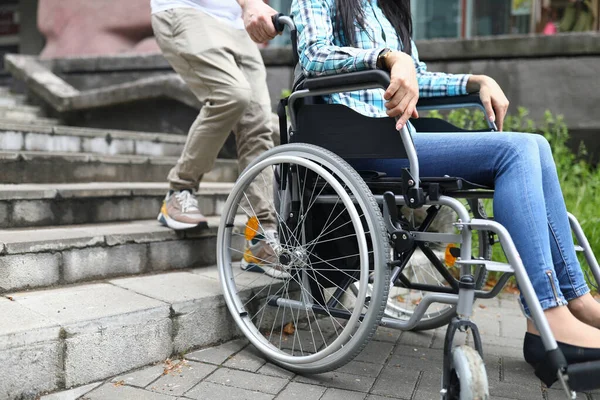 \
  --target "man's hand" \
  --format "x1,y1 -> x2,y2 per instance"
238,0 -> 279,43
467,75 -> 510,131
383,51 -> 420,131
